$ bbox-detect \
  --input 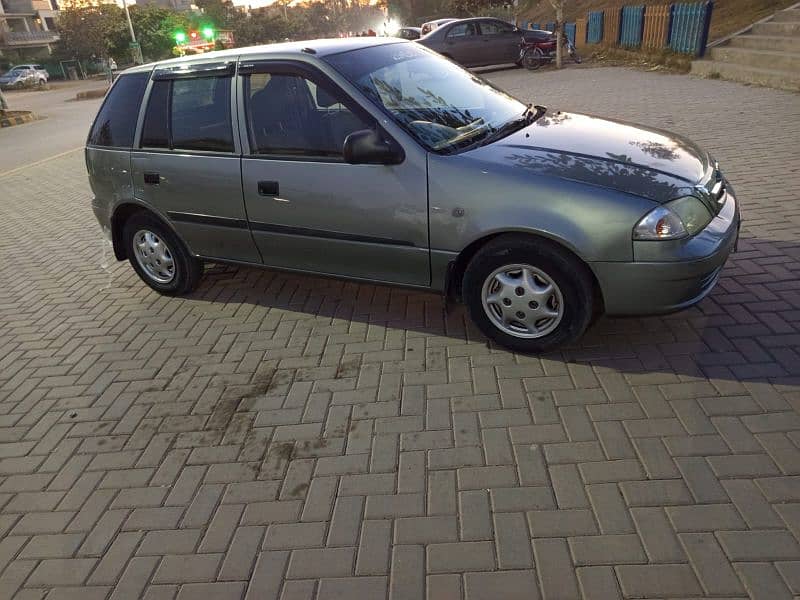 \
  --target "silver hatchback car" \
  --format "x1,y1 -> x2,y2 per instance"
87,38 -> 740,353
